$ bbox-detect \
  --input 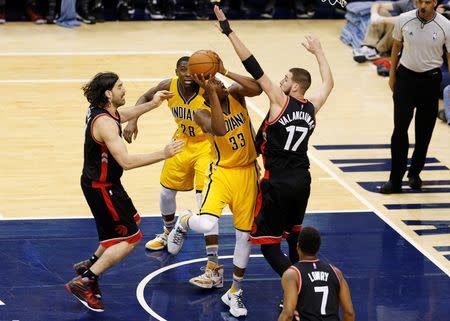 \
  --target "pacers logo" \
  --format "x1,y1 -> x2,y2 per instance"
115,224 -> 128,236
